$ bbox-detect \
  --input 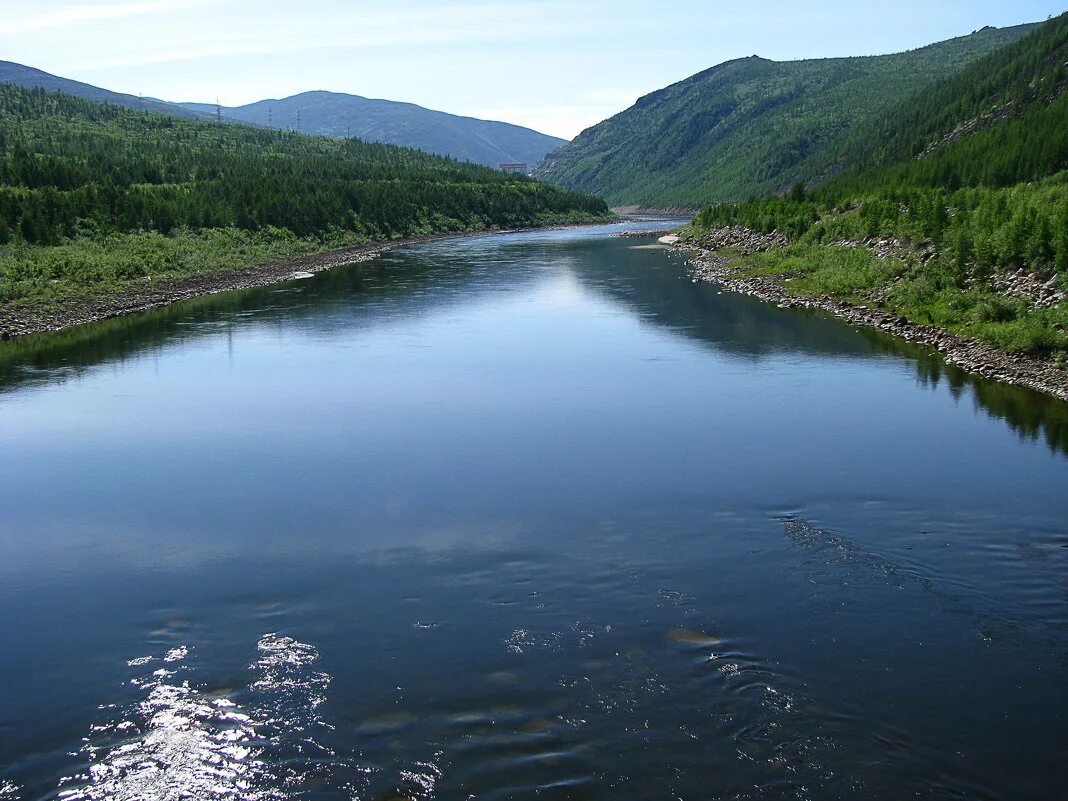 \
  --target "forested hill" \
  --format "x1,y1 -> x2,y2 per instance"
0,60 -> 213,122
179,91 -> 566,169
0,62 -> 565,169
688,13 -> 1068,359
533,22 -> 1036,208
0,84 -> 608,306
828,13 -> 1068,190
